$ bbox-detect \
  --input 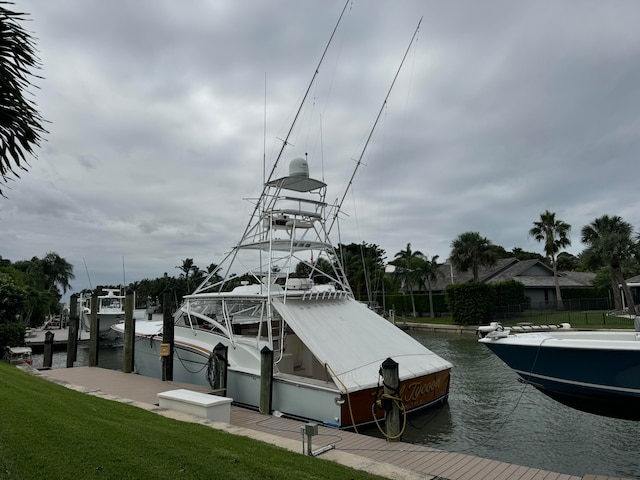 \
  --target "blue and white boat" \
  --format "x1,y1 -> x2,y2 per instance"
478,324 -> 640,421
